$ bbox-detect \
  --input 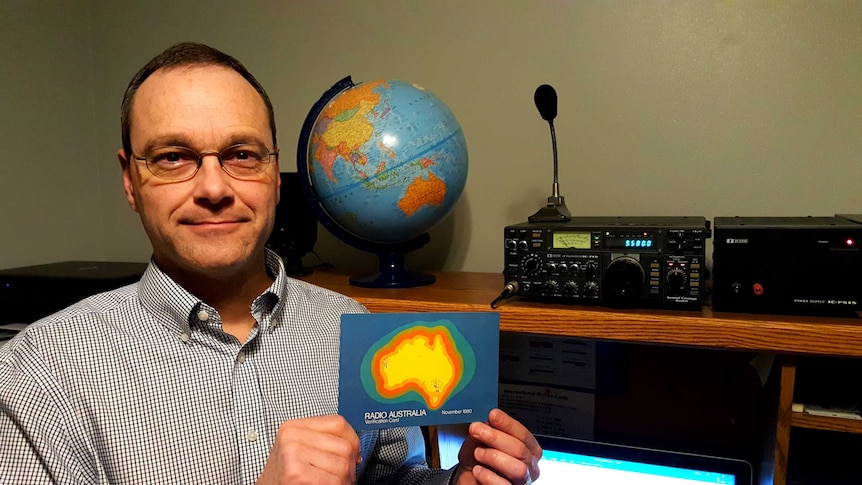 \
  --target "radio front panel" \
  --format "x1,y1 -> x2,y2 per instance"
504,218 -> 709,308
